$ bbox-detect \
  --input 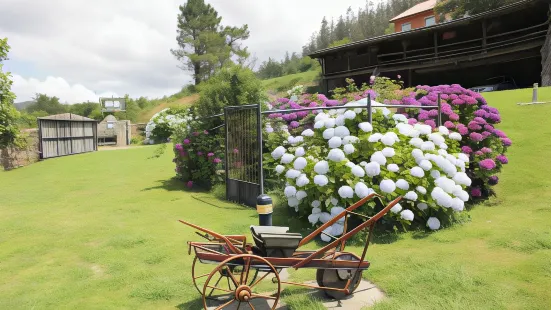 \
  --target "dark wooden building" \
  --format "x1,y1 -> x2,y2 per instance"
309,0 -> 551,92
